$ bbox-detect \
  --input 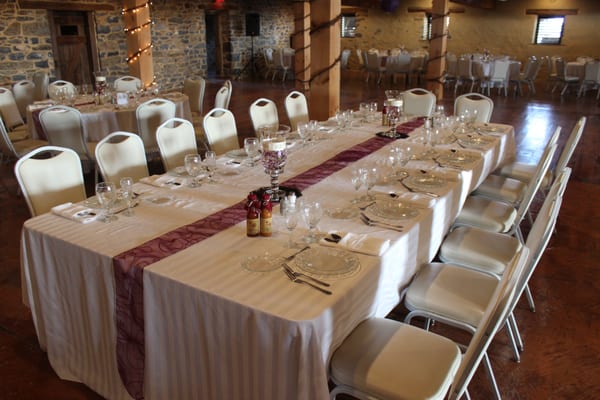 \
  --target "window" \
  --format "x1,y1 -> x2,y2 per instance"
341,13 -> 356,38
422,15 -> 432,40
535,16 -> 565,45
